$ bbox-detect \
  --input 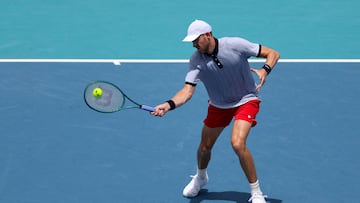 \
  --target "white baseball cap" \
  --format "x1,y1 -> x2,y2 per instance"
182,20 -> 212,42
